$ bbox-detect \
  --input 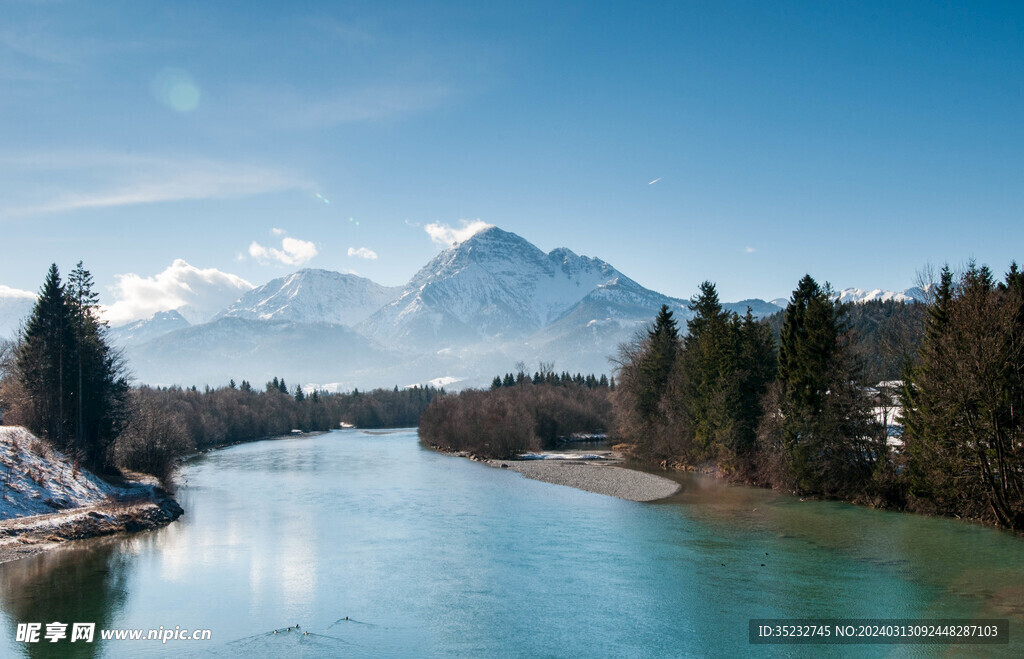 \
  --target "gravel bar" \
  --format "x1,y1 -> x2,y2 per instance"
488,459 -> 681,502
